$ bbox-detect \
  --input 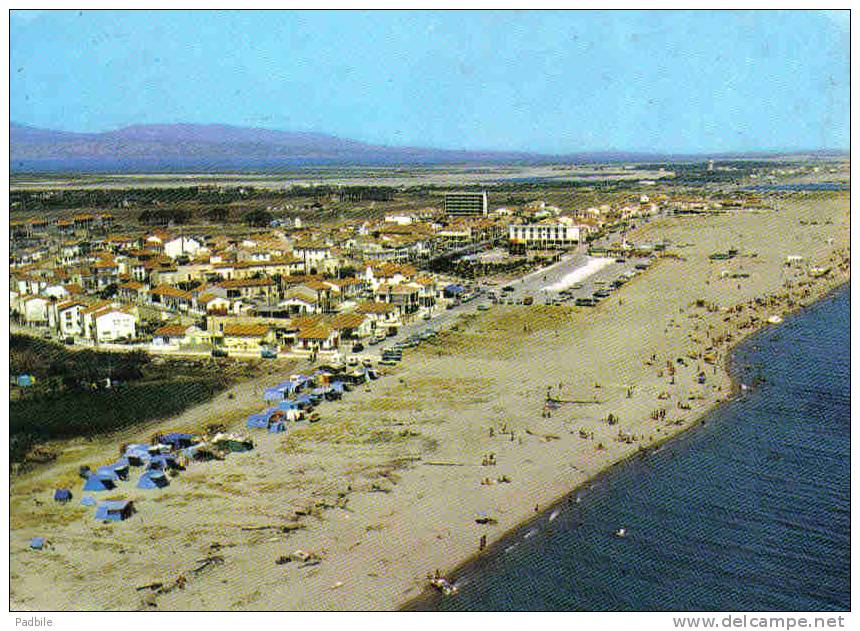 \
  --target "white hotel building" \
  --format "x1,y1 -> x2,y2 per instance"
508,220 -> 586,251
